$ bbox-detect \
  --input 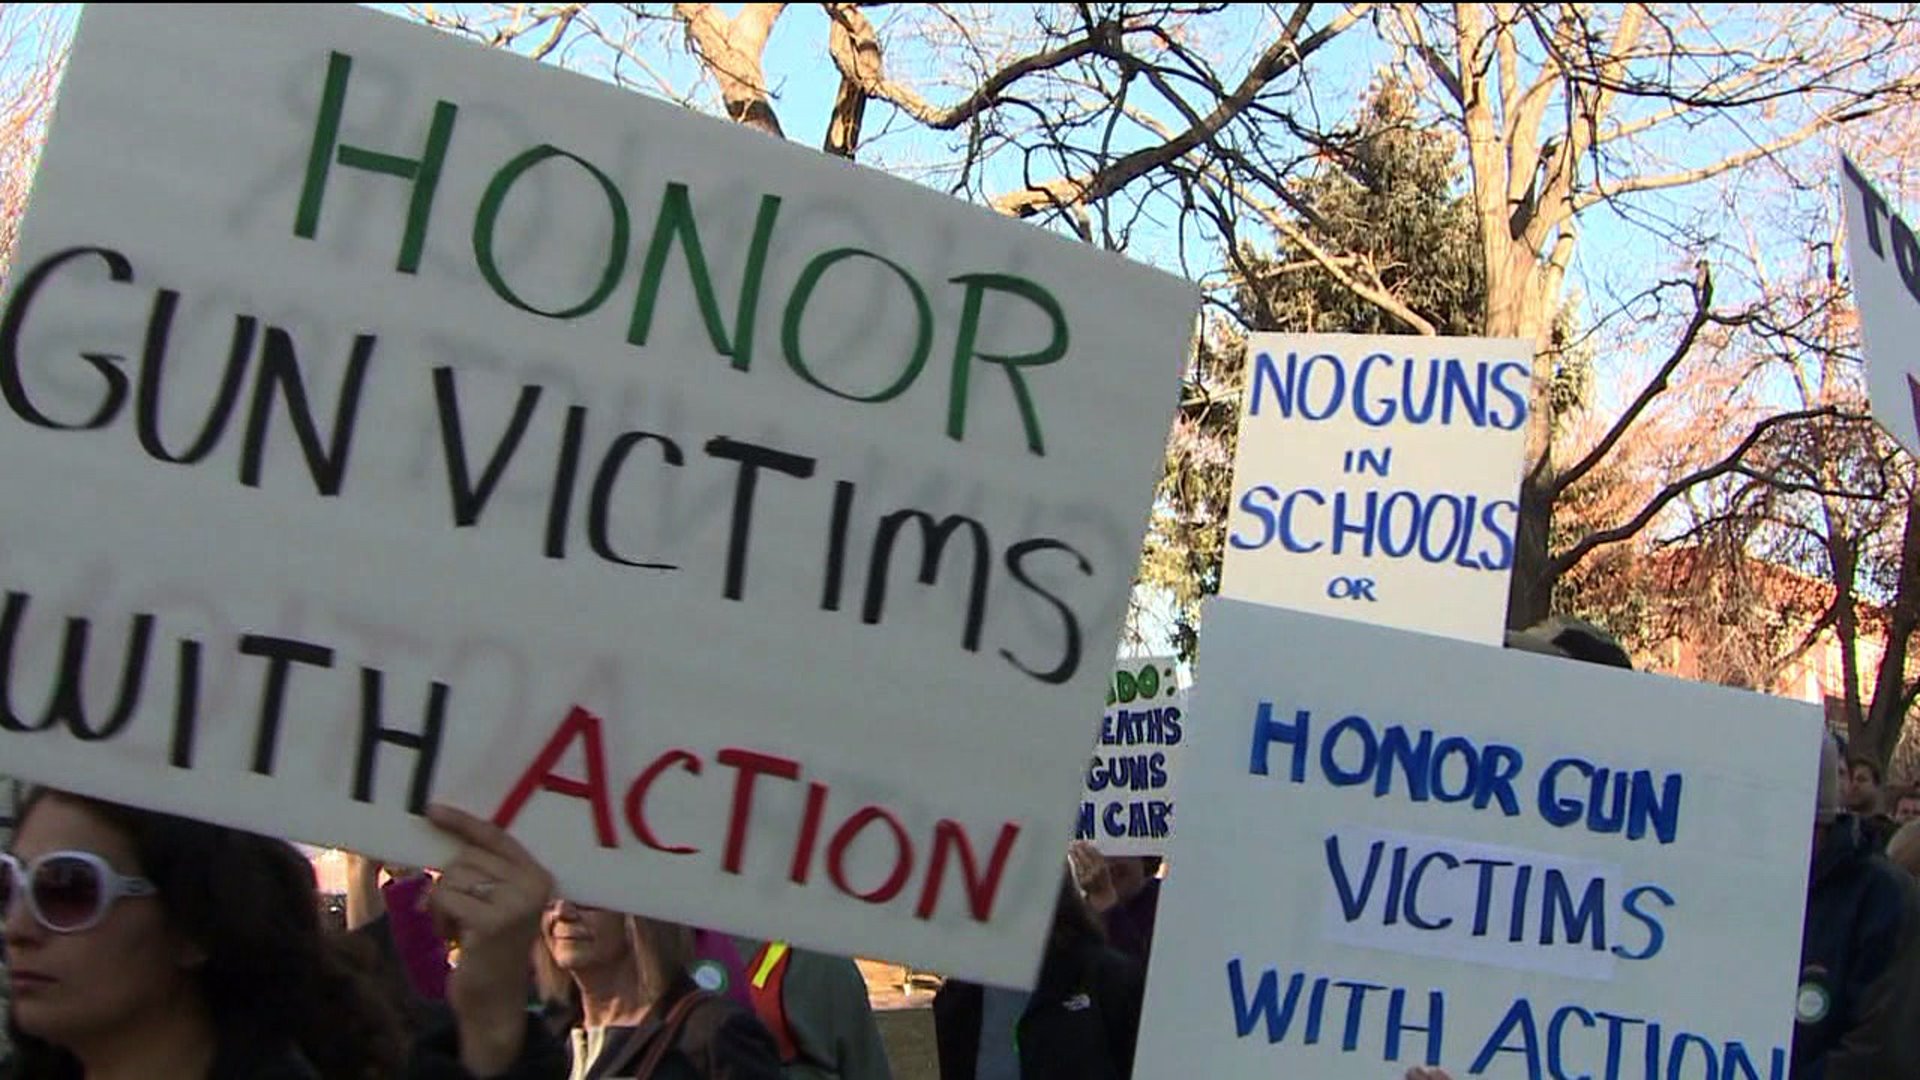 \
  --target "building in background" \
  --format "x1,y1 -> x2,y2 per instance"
1630,547 -> 1919,777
